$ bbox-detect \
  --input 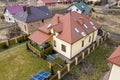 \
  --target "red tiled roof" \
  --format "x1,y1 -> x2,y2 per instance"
42,0 -> 56,3
29,11 -> 101,45
52,12 -> 101,44
28,31 -> 52,45
38,24 -> 50,34
107,46 -> 120,67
